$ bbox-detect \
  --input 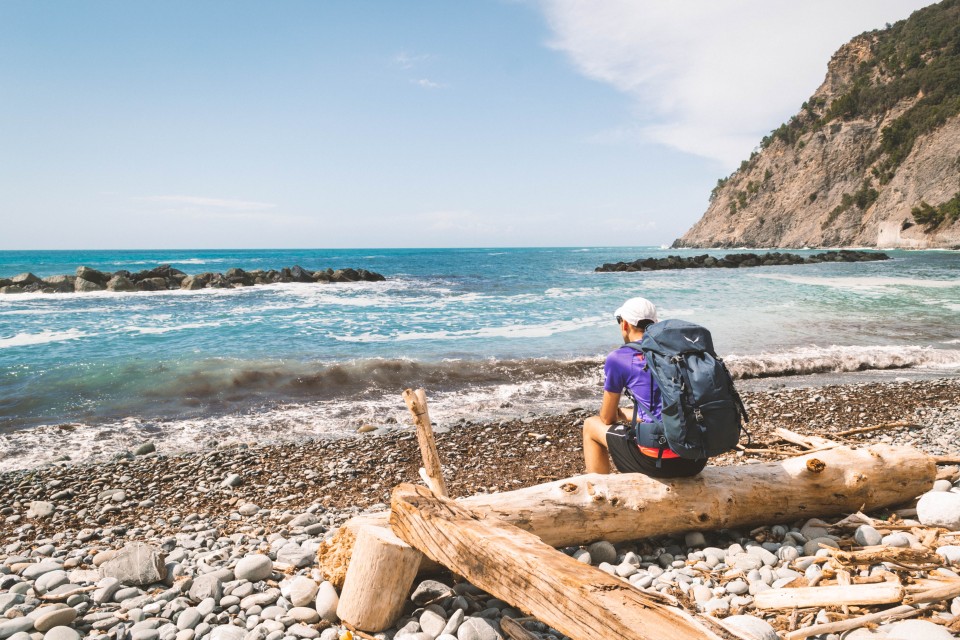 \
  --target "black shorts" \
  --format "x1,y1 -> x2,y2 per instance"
605,424 -> 707,478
